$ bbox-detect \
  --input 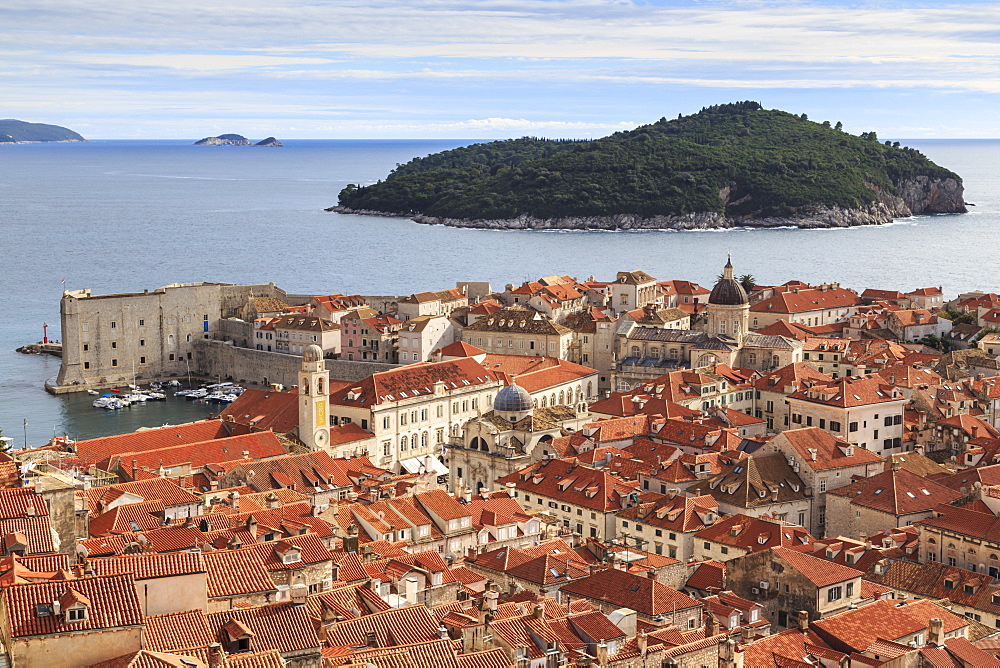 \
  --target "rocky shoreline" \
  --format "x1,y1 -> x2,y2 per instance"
328,176 -> 967,231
